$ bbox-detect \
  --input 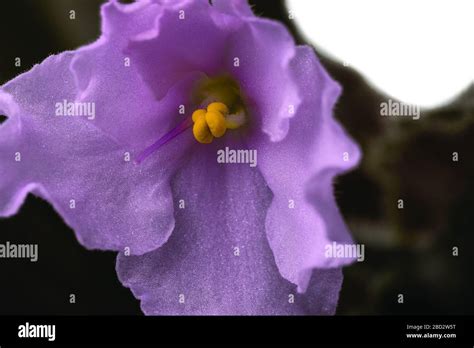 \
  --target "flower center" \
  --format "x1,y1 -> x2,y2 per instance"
135,75 -> 247,164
